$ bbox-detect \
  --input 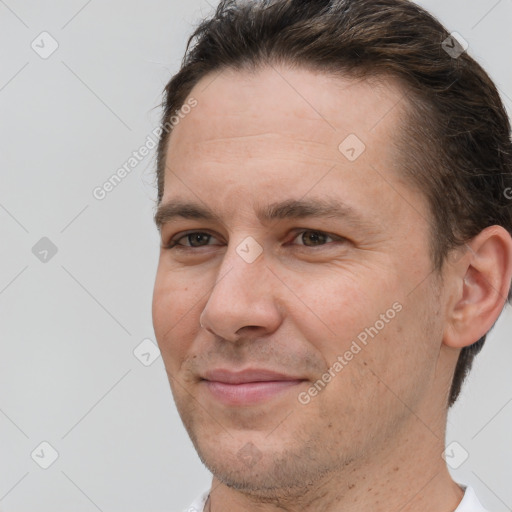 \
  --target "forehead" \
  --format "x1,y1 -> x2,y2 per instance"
161,65 -> 425,232
171,66 -> 407,147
